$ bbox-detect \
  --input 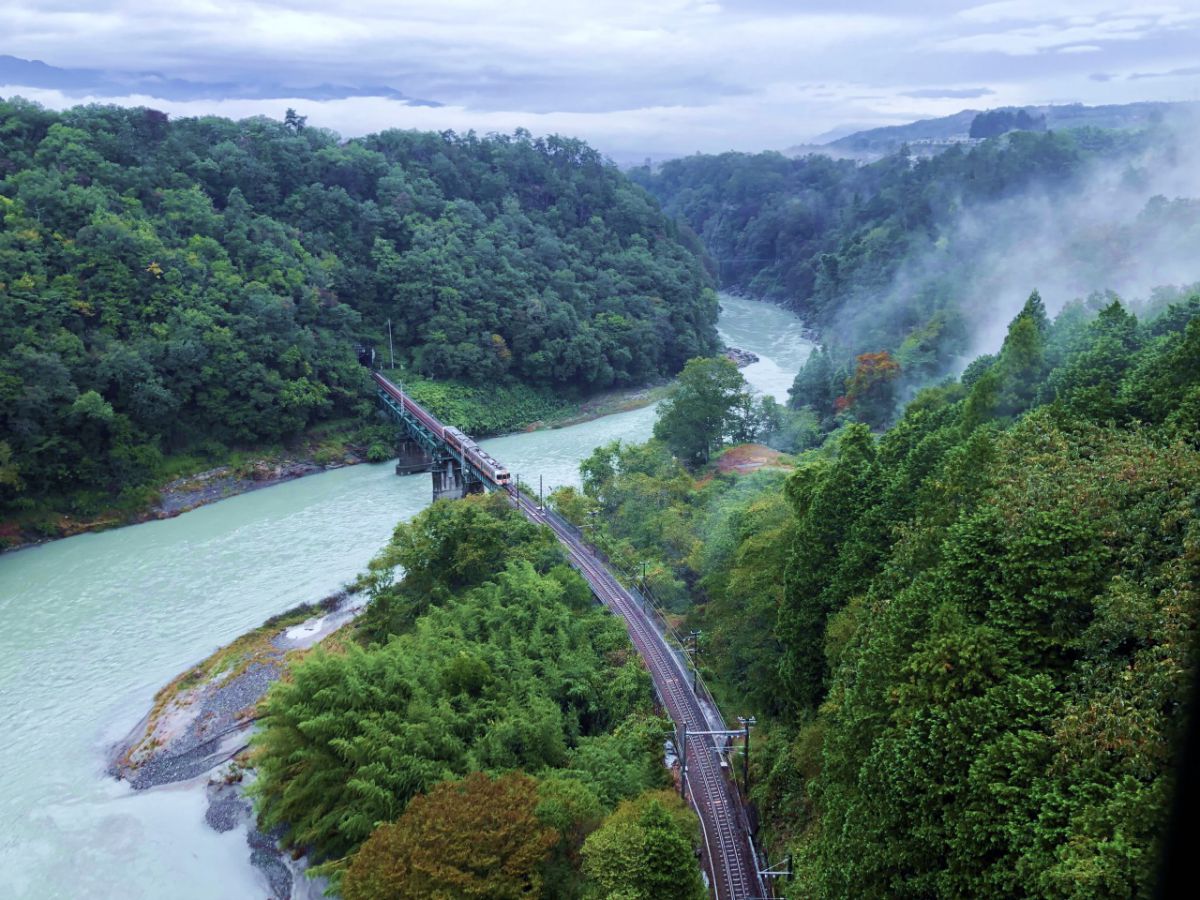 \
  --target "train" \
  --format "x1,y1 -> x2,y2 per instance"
443,426 -> 512,486
370,371 -> 512,487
